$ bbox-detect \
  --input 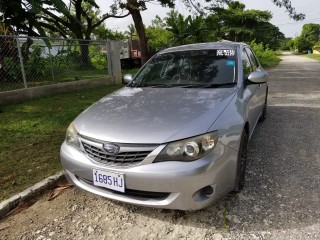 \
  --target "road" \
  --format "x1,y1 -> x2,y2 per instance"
1,53 -> 320,240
